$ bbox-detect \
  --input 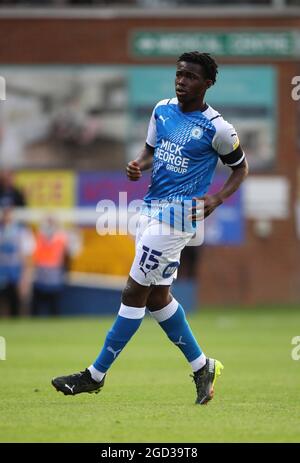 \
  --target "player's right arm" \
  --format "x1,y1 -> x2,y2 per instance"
127,100 -> 161,181
126,143 -> 155,181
